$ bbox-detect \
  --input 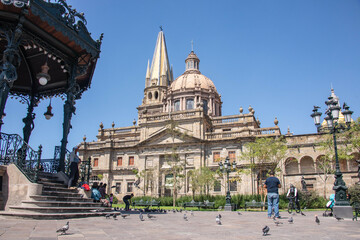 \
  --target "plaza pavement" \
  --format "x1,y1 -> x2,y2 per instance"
0,210 -> 359,240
